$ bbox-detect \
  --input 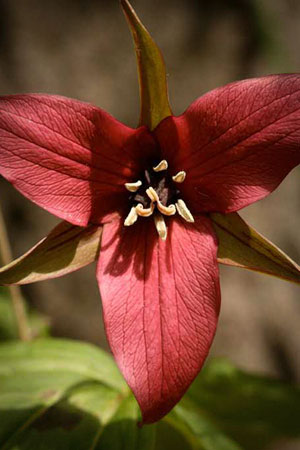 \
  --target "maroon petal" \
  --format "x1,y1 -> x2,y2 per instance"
155,74 -> 300,213
97,216 -> 220,423
0,94 -> 155,225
